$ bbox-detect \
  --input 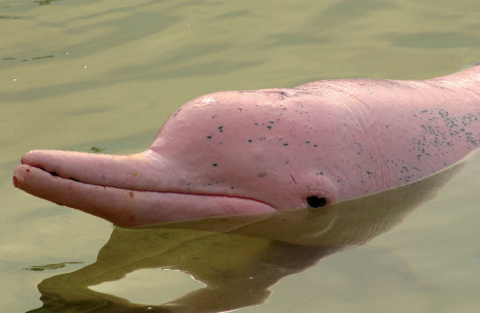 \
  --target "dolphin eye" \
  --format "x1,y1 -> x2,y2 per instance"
307,196 -> 326,208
